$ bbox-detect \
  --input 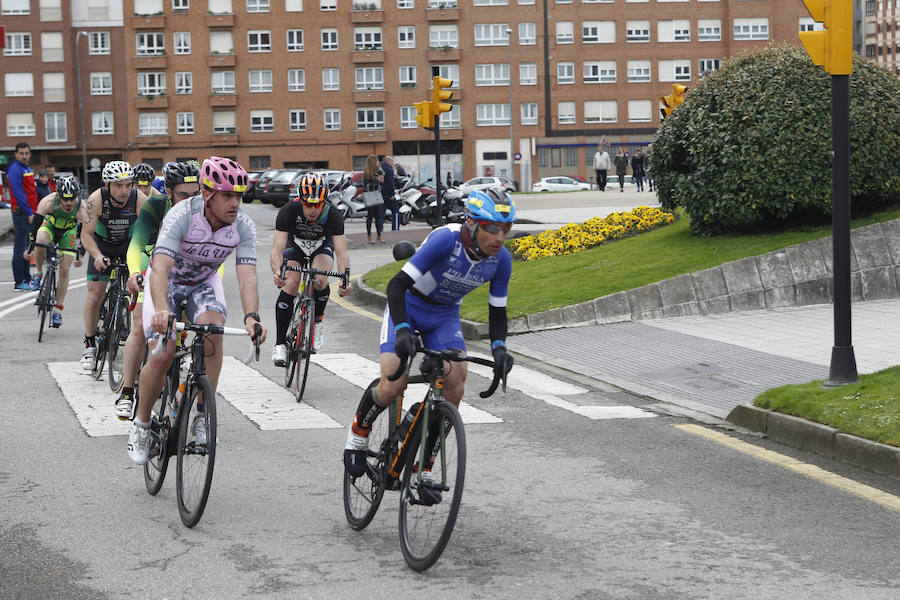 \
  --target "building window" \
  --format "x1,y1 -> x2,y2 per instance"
431,64 -> 459,85
400,106 -> 416,128
320,0 -> 336,9
557,62 -> 575,84
674,64 -> 691,81
136,32 -> 165,55
5,72 -> 33,96
397,0 -> 413,7
439,104 -> 461,128
322,68 -> 340,90
627,100 -> 652,123
248,30 -> 271,52
556,22 -> 574,44
627,60 -> 651,82
250,109 -> 274,132
584,61 -> 615,84
247,0 -> 269,11
519,22 -> 536,45
249,69 -> 273,93
519,63 -> 537,85
90,72 -> 112,95
699,58 -> 721,77
3,32 -> 31,56
321,28 -> 338,50
45,112 -> 67,142
658,19 -> 690,42
7,113 -> 35,136
139,113 -> 168,136
355,67 -> 384,90
398,26 -> 415,48
285,0 -> 302,11
287,29 -> 304,51
137,72 -> 166,96
211,70 -> 235,94
476,63 -> 510,86
212,110 -> 237,134
40,31 -> 63,62
557,101 -> 576,124
92,111 -> 114,135
474,0 -> 507,5
474,24 -> 510,46
659,59 -> 691,82
799,18 -> 824,33
209,30 -> 233,54
289,109 -> 307,131
135,0 -> 163,13
476,103 -> 510,126
734,18 -> 769,41
89,31 -> 110,55
399,65 -> 416,87
582,21 -> 615,44
288,69 -> 306,91
521,102 -> 538,125
356,108 -> 385,129
176,112 -> 194,134
175,71 -> 193,94
626,20 -> 650,42
324,108 -> 341,130
697,19 -> 721,41
174,32 -> 191,54
173,0 -> 189,9
354,27 -> 383,50
429,25 -> 458,48
249,156 -> 271,170
1,0 -> 29,14
43,72 -> 65,102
